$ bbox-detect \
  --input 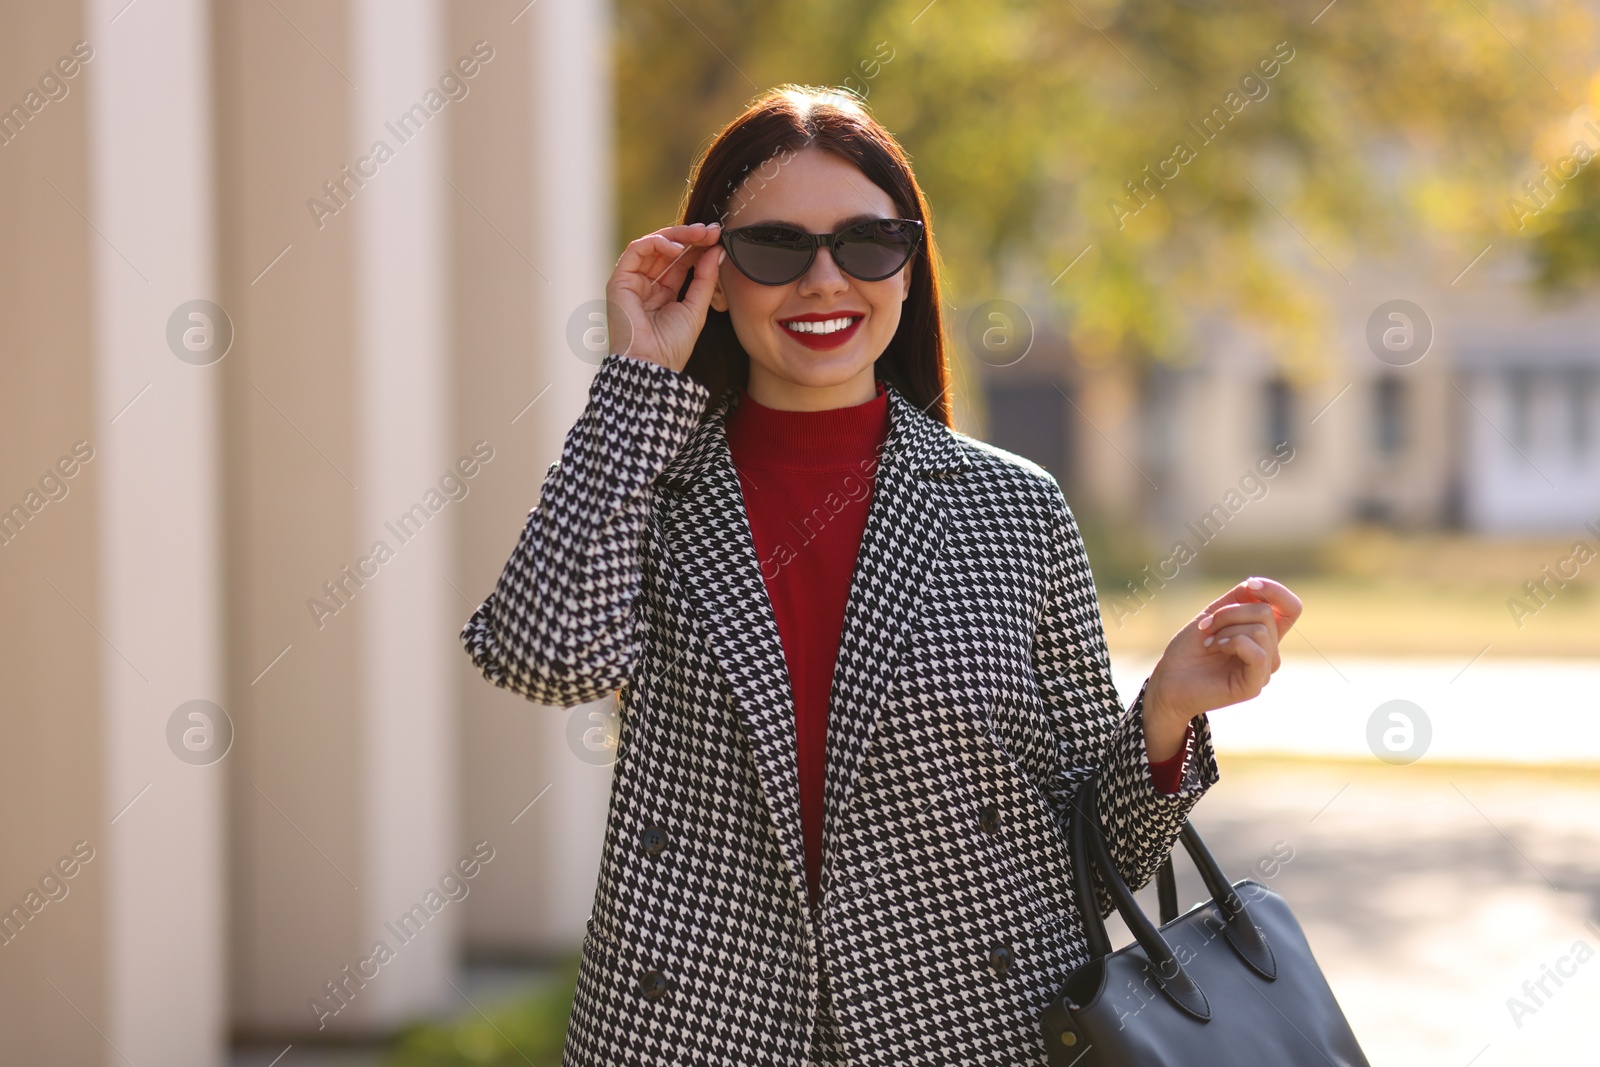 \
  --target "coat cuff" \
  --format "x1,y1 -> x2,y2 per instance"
1115,676 -> 1219,803
1147,720 -> 1193,796
1087,677 -> 1221,909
